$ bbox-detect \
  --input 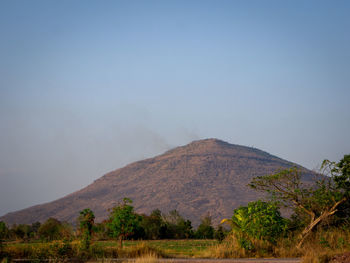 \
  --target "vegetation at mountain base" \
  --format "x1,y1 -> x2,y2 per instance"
37,218 -> 73,241
0,204 -> 224,245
